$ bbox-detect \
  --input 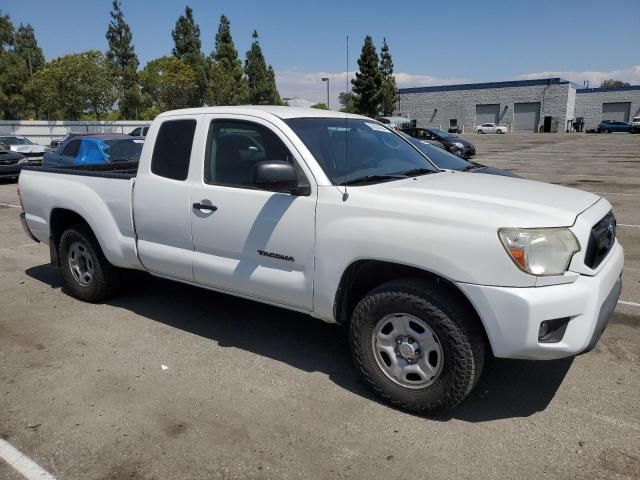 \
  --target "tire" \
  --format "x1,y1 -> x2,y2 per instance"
350,278 -> 485,414
497,129 -> 504,134
603,129 -> 610,133
477,129 -> 483,134
59,224 -> 119,302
